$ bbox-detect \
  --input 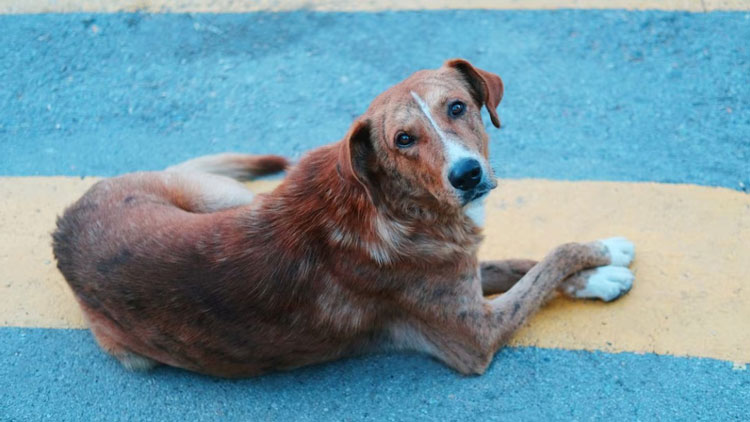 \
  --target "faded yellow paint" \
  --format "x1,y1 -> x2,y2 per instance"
482,180 -> 750,364
6,0 -> 750,13
1,177 -> 749,364
703,0 -> 750,9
